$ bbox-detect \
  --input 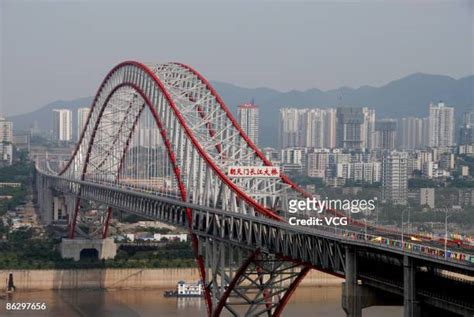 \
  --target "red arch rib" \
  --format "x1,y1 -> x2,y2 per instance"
61,61 -> 316,316
125,61 -> 283,221
61,61 -> 284,220
68,80 -> 213,315
172,62 -> 311,199
272,267 -> 311,316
